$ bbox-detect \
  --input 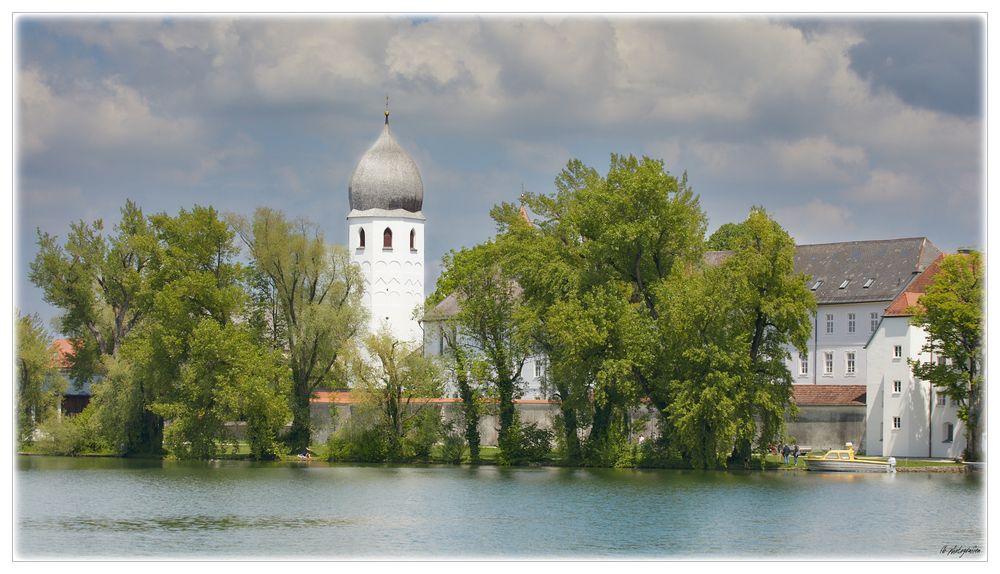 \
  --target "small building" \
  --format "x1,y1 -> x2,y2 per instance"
50,339 -> 94,415
787,385 -> 867,452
